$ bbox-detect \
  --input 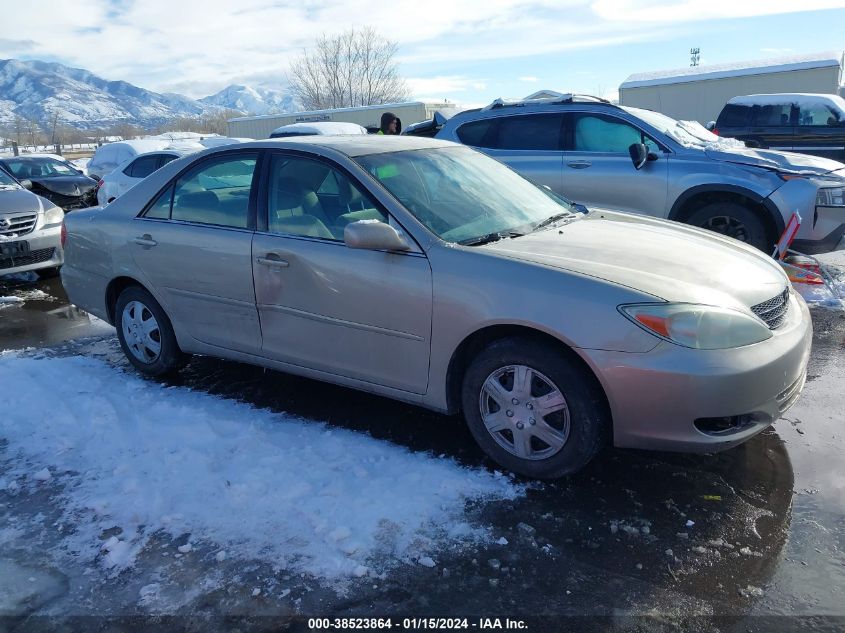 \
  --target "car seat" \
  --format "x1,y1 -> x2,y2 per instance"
270,177 -> 333,237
